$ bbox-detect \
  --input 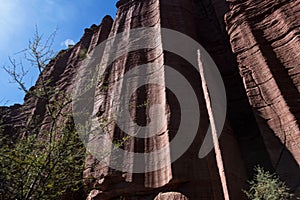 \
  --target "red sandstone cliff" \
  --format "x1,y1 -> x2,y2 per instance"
0,0 -> 299,199
225,0 -> 300,190
83,0 -> 247,199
